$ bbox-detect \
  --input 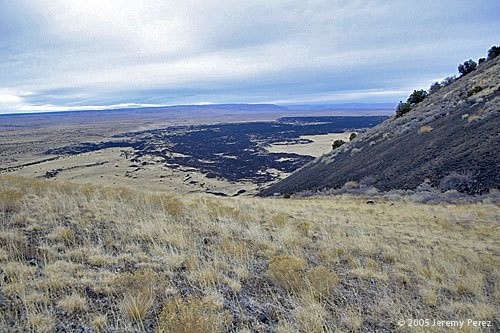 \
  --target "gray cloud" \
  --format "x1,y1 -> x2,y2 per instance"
0,0 -> 498,113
